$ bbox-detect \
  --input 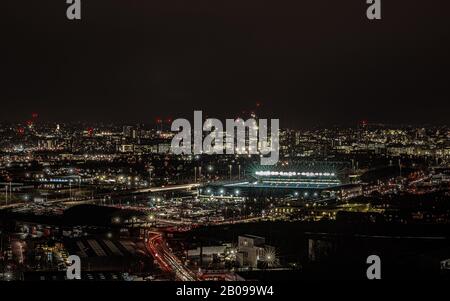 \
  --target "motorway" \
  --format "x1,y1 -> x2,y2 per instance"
146,231 -> 196,281
134,183 -> 200,193
0,183 -> 200,210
